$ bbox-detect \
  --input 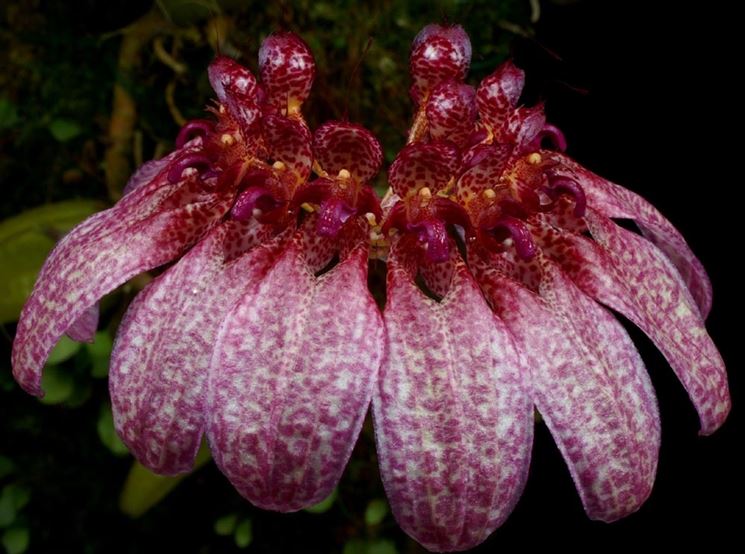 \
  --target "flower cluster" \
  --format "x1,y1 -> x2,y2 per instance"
11,24 -> 729,553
